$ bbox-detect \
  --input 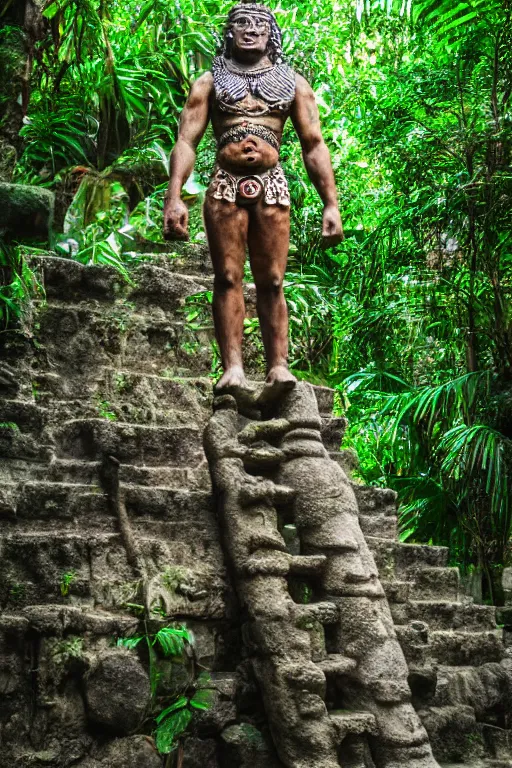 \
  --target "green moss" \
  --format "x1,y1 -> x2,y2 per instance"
0,182 -> 54,241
